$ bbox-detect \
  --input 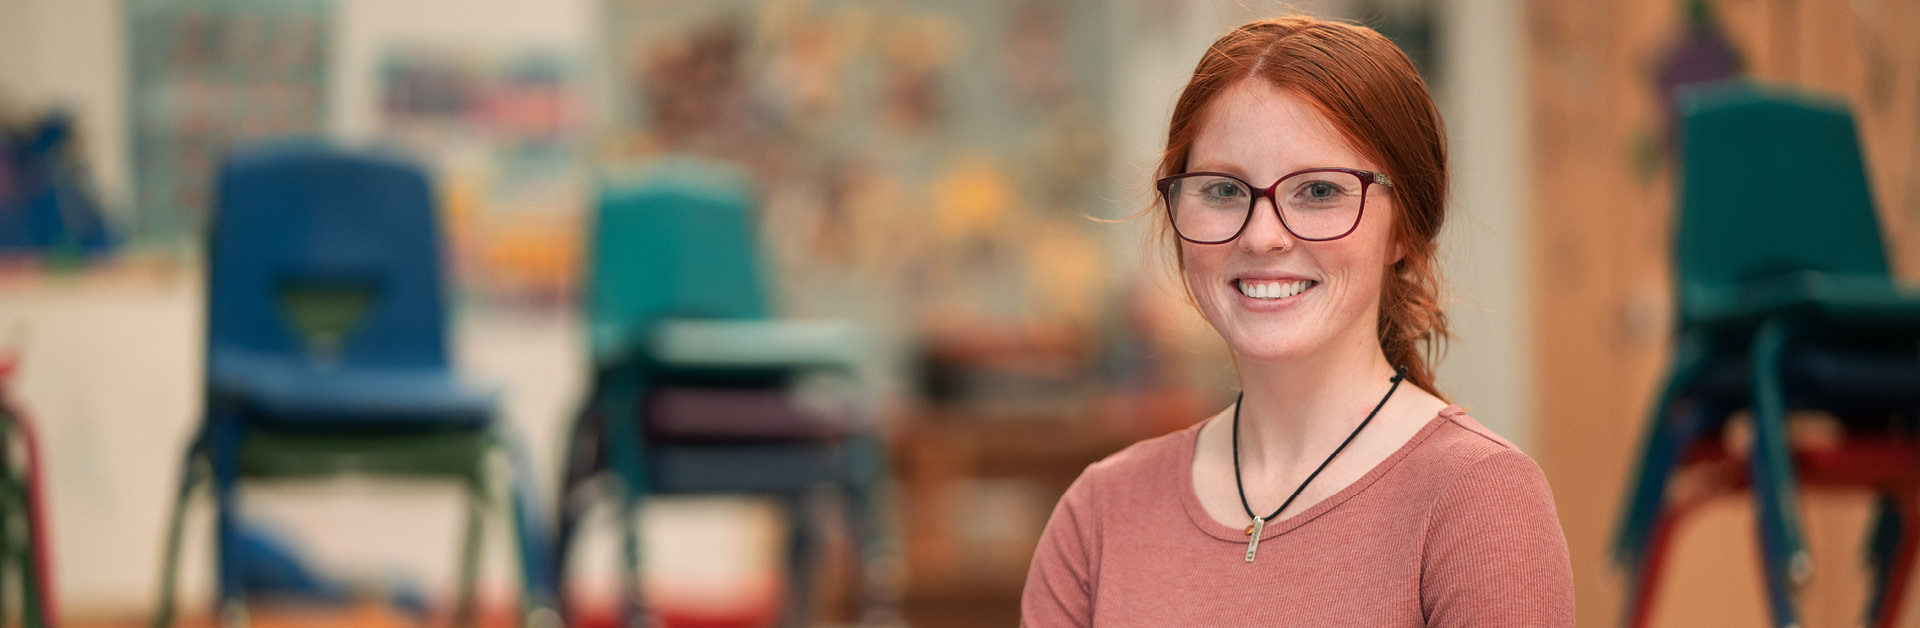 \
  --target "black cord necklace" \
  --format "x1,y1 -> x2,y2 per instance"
1232,365 -> 1407,562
